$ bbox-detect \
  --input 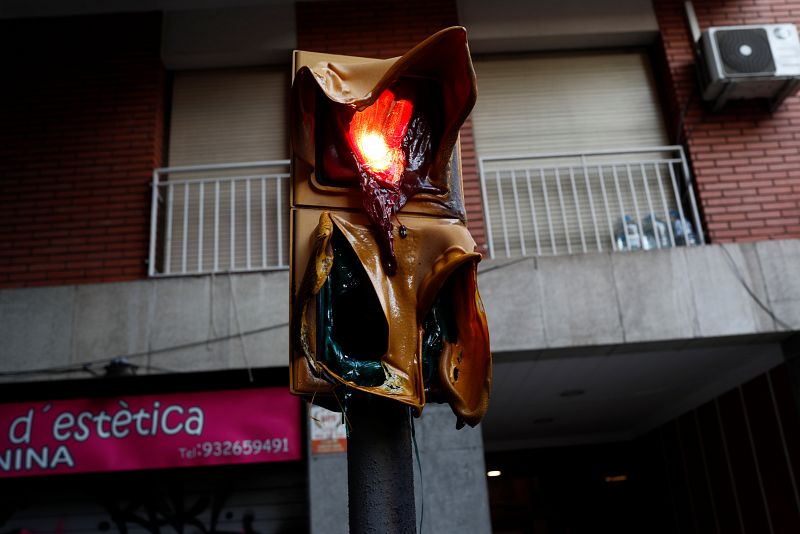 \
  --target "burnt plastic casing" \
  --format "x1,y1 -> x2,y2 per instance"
288,27 -> 492,427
